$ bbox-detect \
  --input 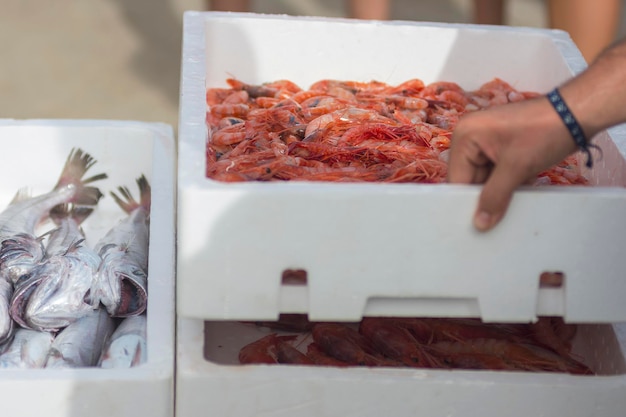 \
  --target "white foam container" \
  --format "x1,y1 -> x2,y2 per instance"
178,318 -> 626,417
177,12 -> 626,417
0,120 -> 176,417
178,12 -> 626,324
